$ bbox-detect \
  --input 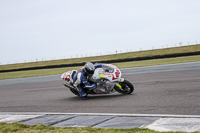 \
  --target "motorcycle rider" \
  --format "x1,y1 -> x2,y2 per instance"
73,62 -> 102,99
